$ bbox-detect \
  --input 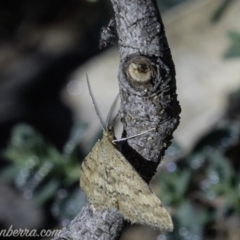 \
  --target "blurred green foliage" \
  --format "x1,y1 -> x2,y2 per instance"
224,31 -> 240,58
0,123 -> 87,220
156,123 -> 240,239
211,0 -> 233,22
210,0 -> 240,59
157,0 -> 188,11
